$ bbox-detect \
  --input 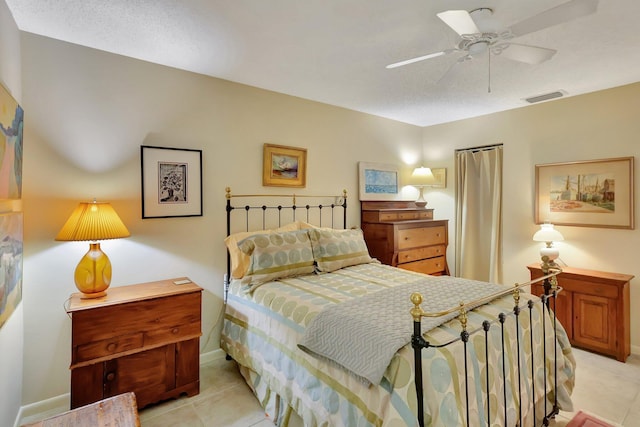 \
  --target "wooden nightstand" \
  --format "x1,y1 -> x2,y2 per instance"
66,278 -> 202,409
527,264 -> 633,362
361,201 -> 449,275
